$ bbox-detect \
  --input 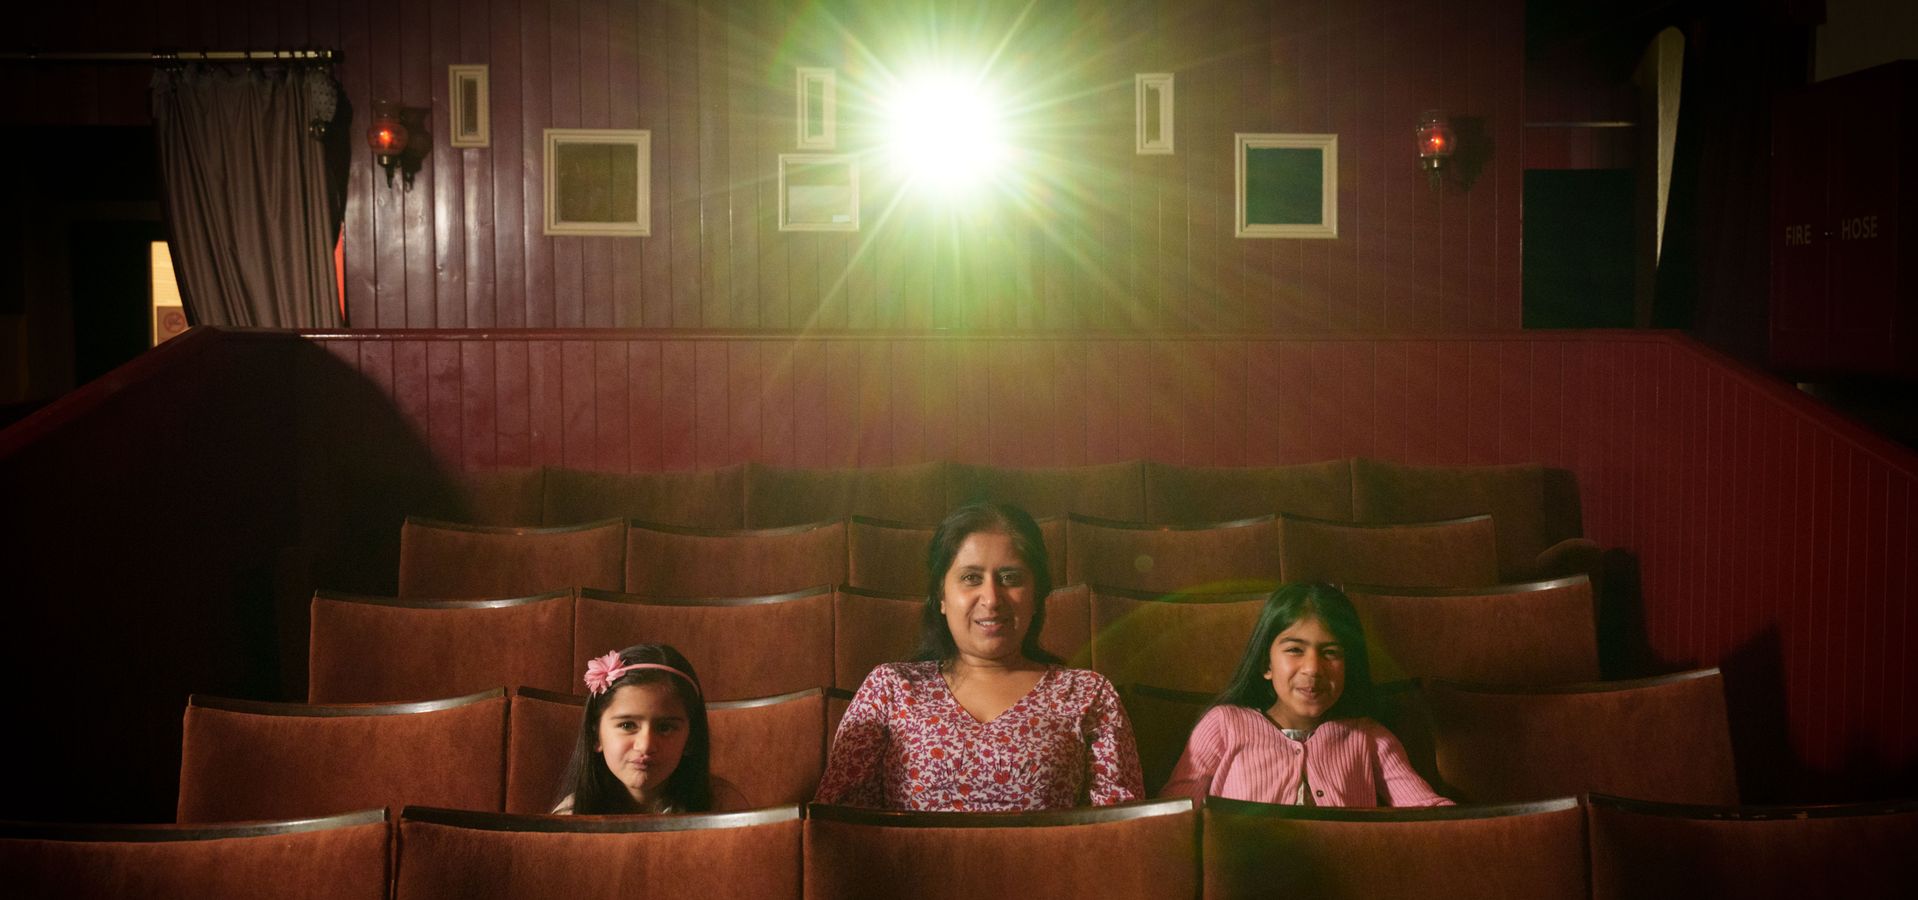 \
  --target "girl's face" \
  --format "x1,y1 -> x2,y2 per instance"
594,682 -> 690,808
940,529 -> 1037,666
1263,615 -> 1346,730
